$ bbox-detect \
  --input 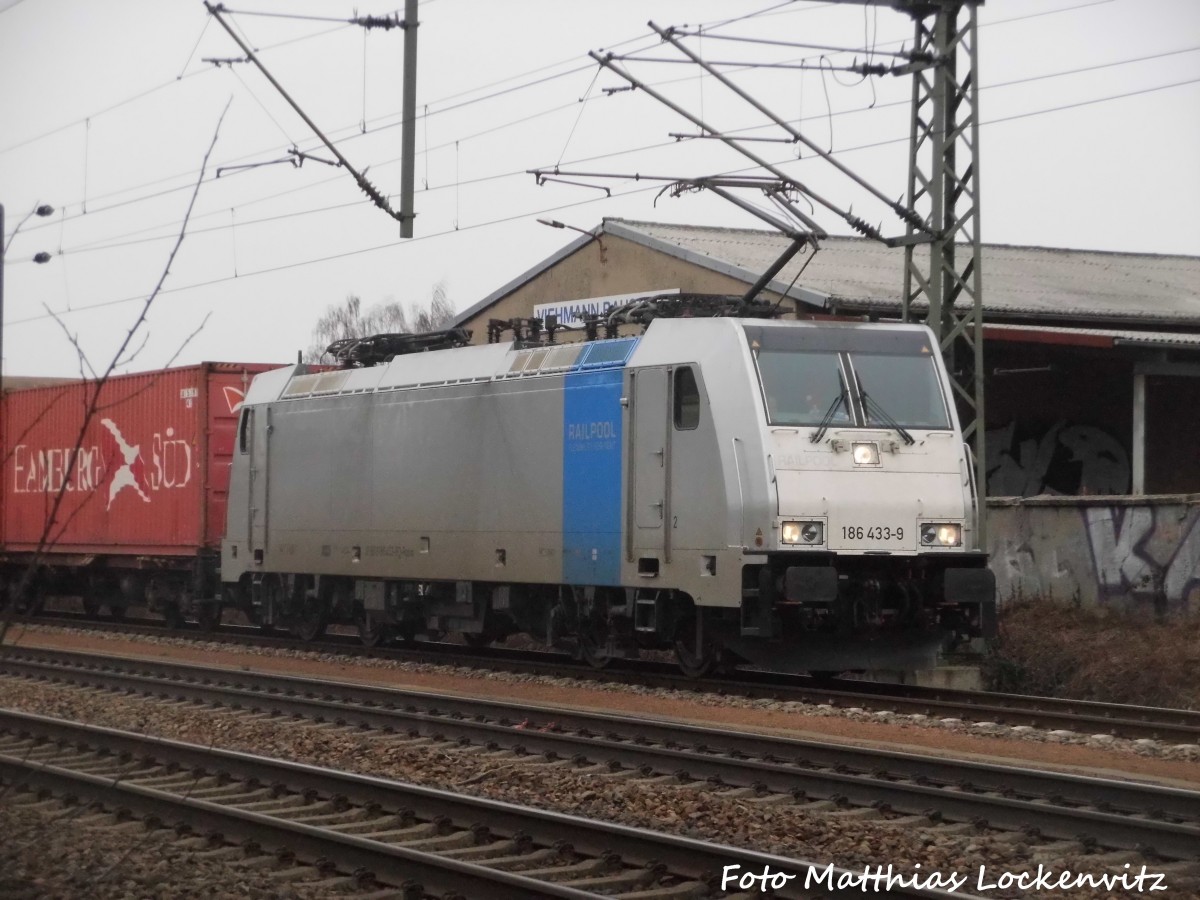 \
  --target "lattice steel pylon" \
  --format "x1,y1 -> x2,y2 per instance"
896,0 -> 987,542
